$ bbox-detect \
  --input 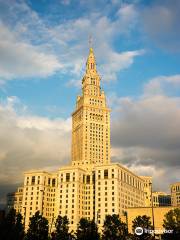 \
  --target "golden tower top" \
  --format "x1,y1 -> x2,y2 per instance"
86,47 -> 97,74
